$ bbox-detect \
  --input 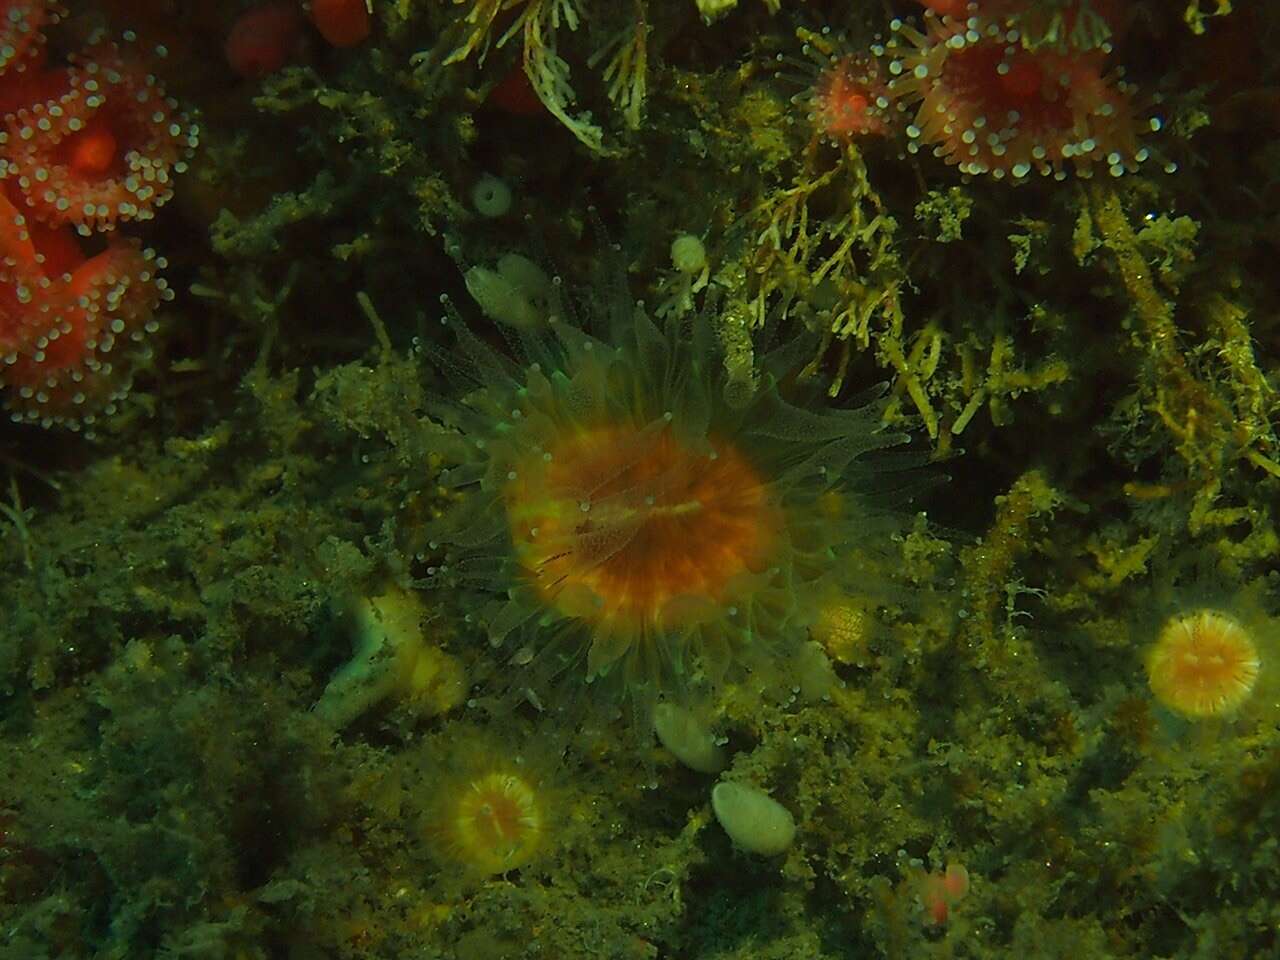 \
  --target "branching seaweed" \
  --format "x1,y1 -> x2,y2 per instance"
1087,185 -> 1280,529
442,0 -> 648,154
